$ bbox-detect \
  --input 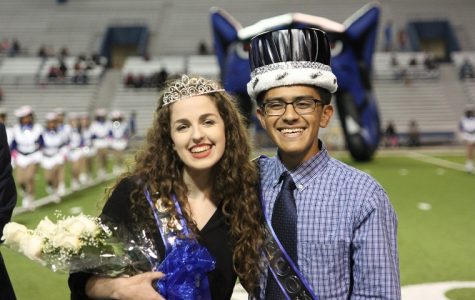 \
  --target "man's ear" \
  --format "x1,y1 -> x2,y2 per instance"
256,107 -> 267,130
319,105 -> 334,128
